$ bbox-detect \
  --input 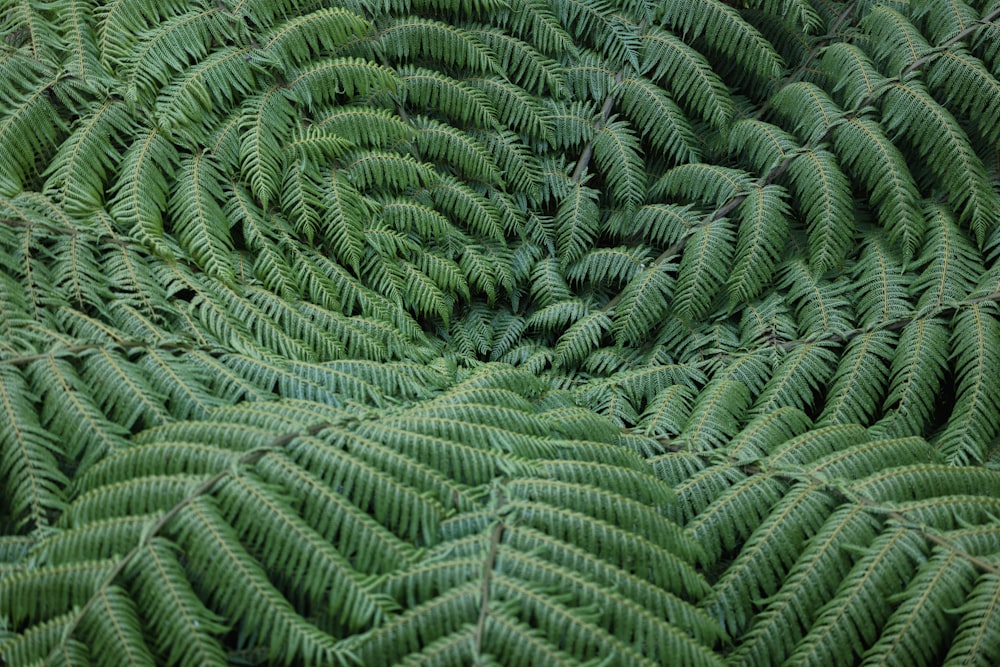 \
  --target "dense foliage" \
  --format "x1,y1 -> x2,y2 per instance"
1,0 -> 1000,664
